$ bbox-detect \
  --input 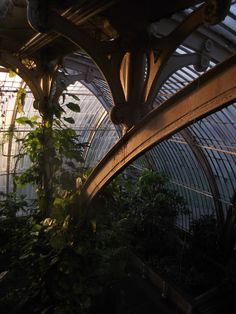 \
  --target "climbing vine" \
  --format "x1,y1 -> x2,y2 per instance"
13,99 -> 85,217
